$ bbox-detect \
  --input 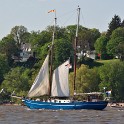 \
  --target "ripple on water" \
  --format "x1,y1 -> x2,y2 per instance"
0,105 -> 124,124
